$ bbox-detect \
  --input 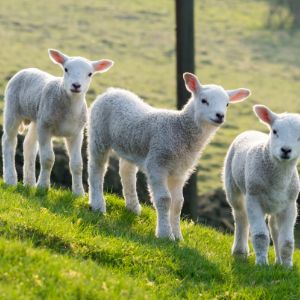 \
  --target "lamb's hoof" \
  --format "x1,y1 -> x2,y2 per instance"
89,204 -> 106,214
73,188 -> 85,197
4,176 -> 17,186
156,229 -> 175,241
23,179 -> 36,187
275,258 -> 282,265
232,249 -> 249,260
37,181 -> 50,190
173,231 -> 184,241
282,261 -> 293,268
255,256 -> 268,266
126,203 -> 142,215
